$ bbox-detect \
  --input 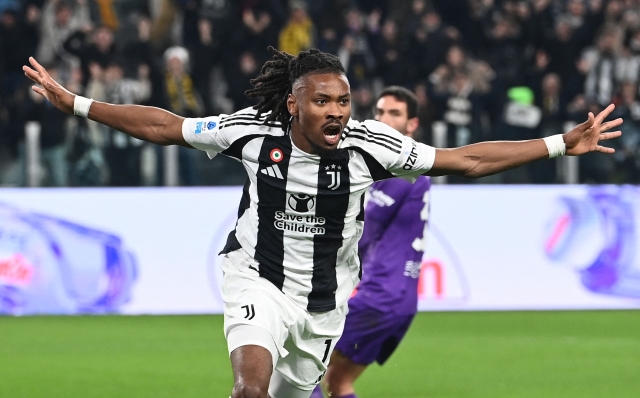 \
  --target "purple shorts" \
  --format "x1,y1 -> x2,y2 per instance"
335,296 -> 415,366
